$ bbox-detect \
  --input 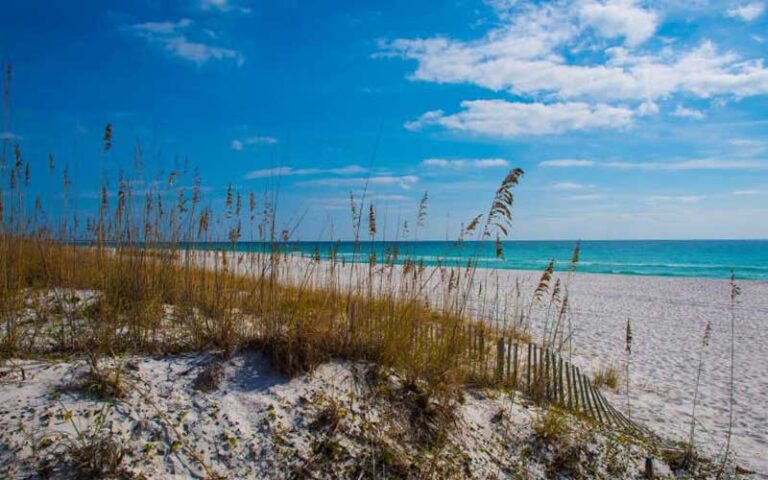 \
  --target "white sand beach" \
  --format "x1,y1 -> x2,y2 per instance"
263,255 -> 768,475
1,352 -> 673,479
2,252 -> 766,477
526,271 -> 768,476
